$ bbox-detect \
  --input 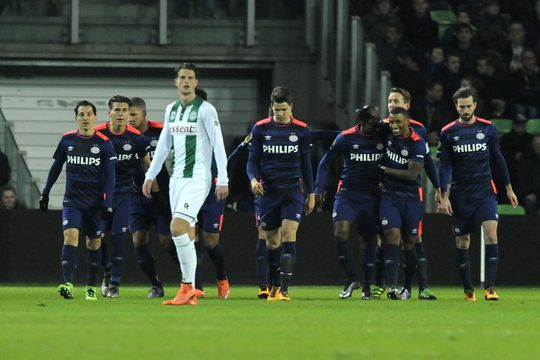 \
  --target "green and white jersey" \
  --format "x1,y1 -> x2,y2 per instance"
145,96 -> 228,186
